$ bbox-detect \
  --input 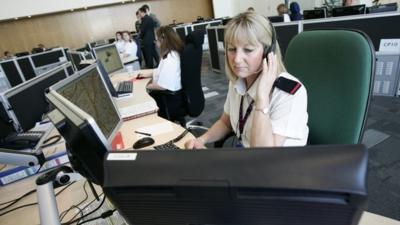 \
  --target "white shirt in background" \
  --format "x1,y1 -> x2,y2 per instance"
115,40 -> 124,54
223,72 -> 309,147
153,51 -> 182,91
283,14 -> 291,22
121,41 -> 138,58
